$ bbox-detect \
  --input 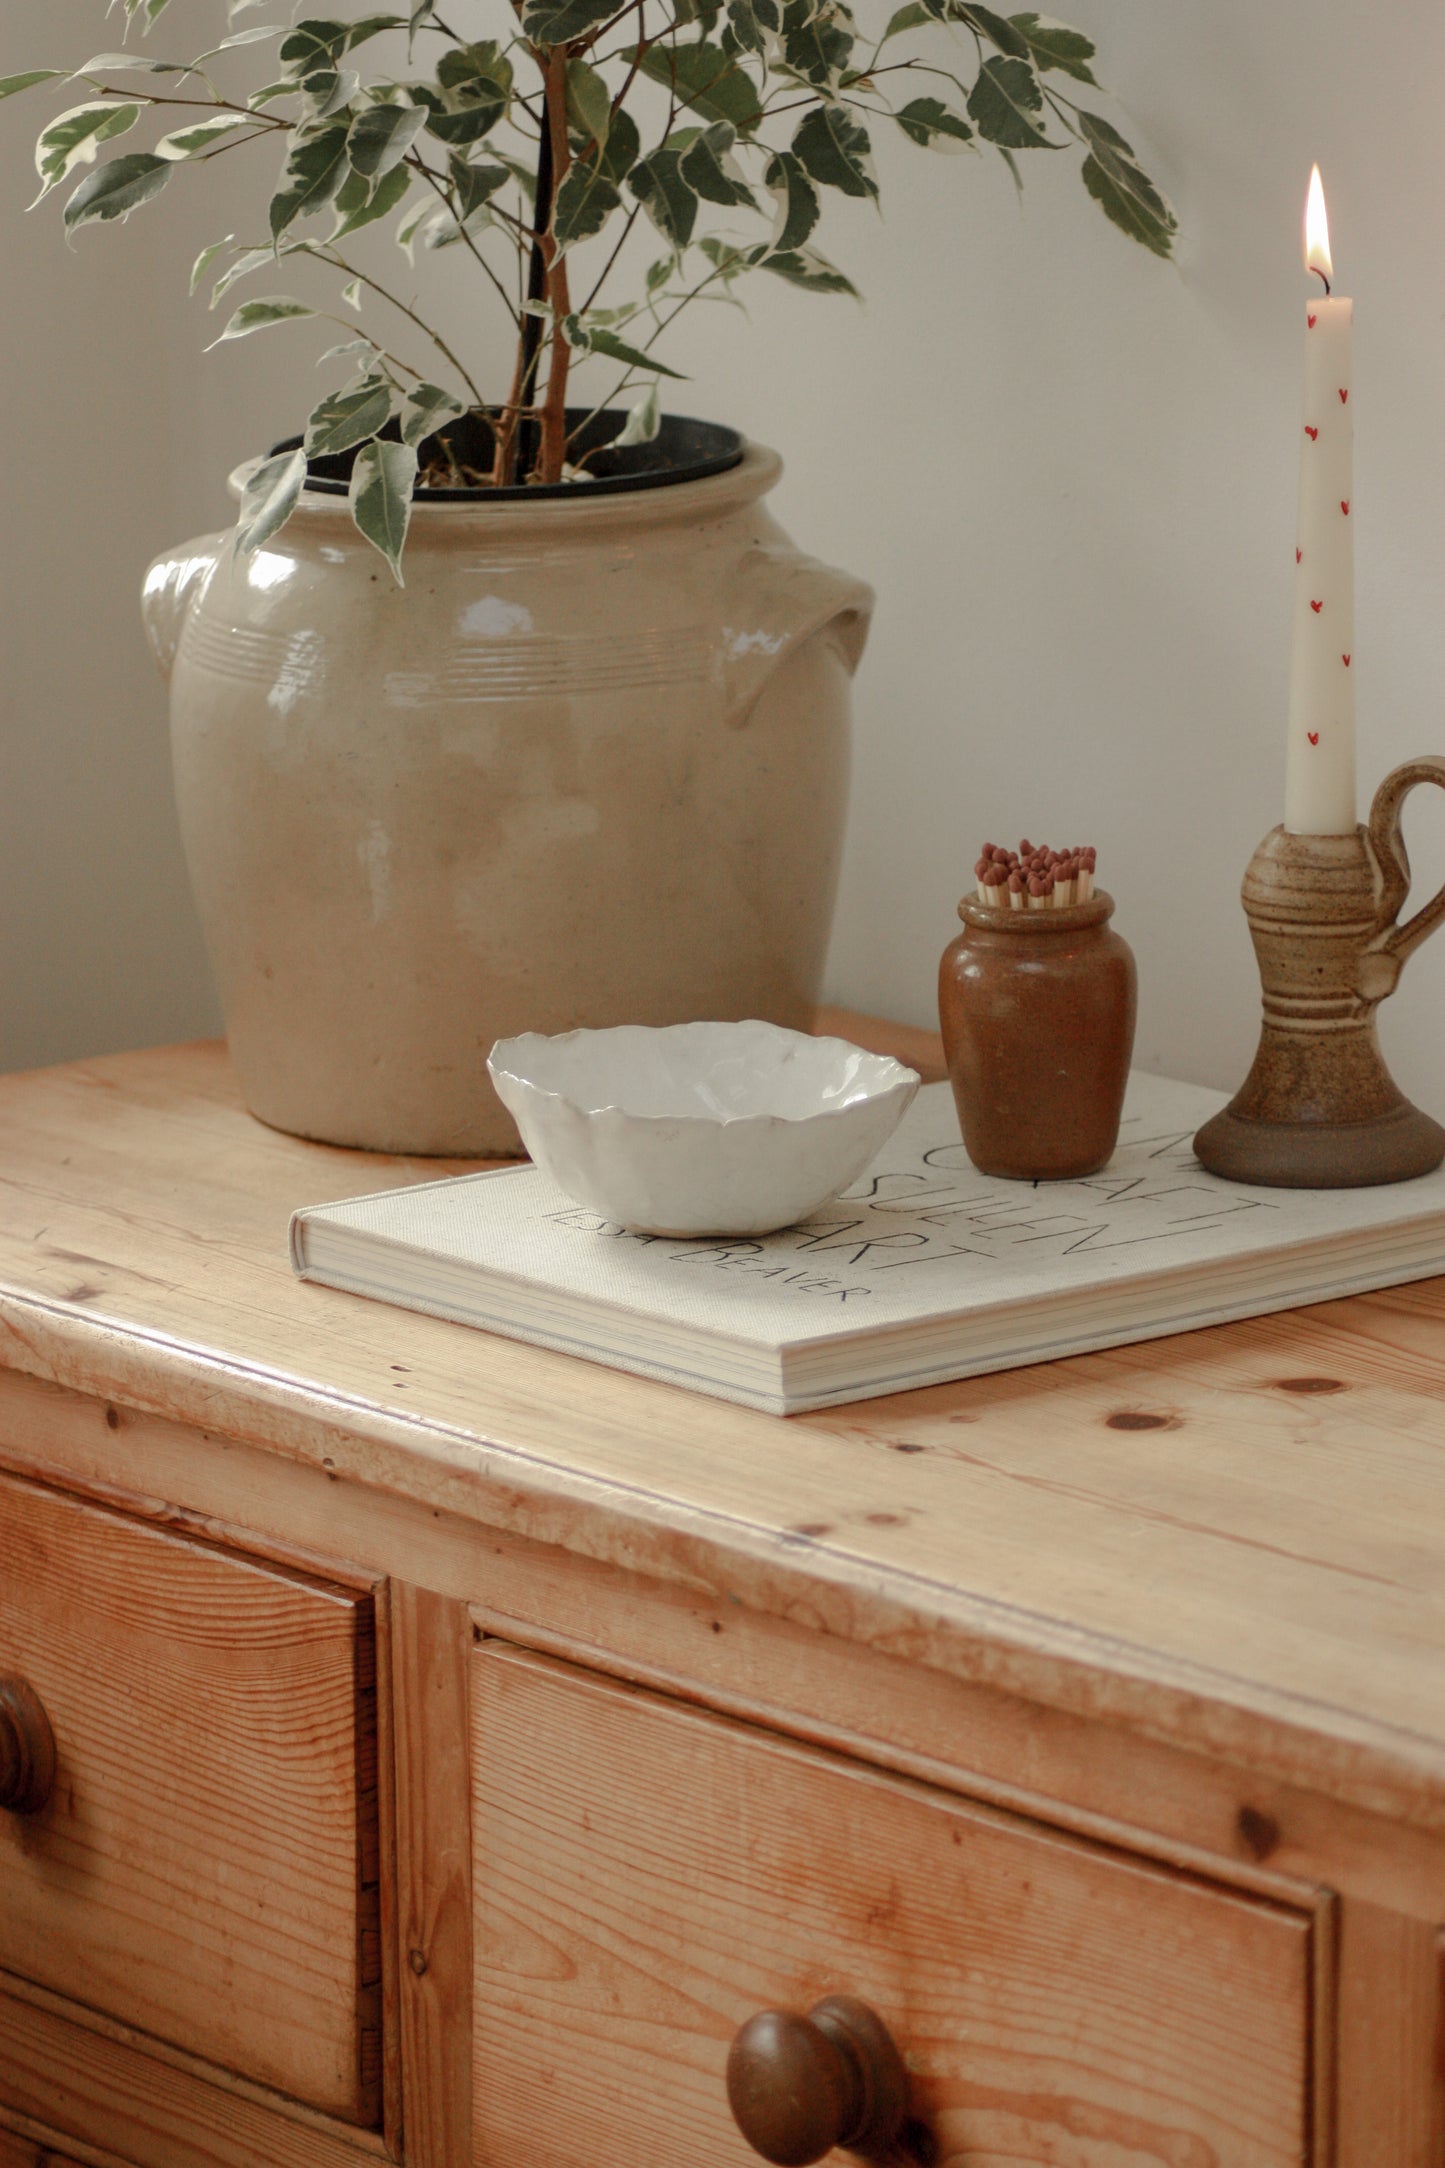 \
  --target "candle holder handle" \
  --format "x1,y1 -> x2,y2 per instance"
1194,766 -> 1445,1189
1359,756 -> 1445,996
